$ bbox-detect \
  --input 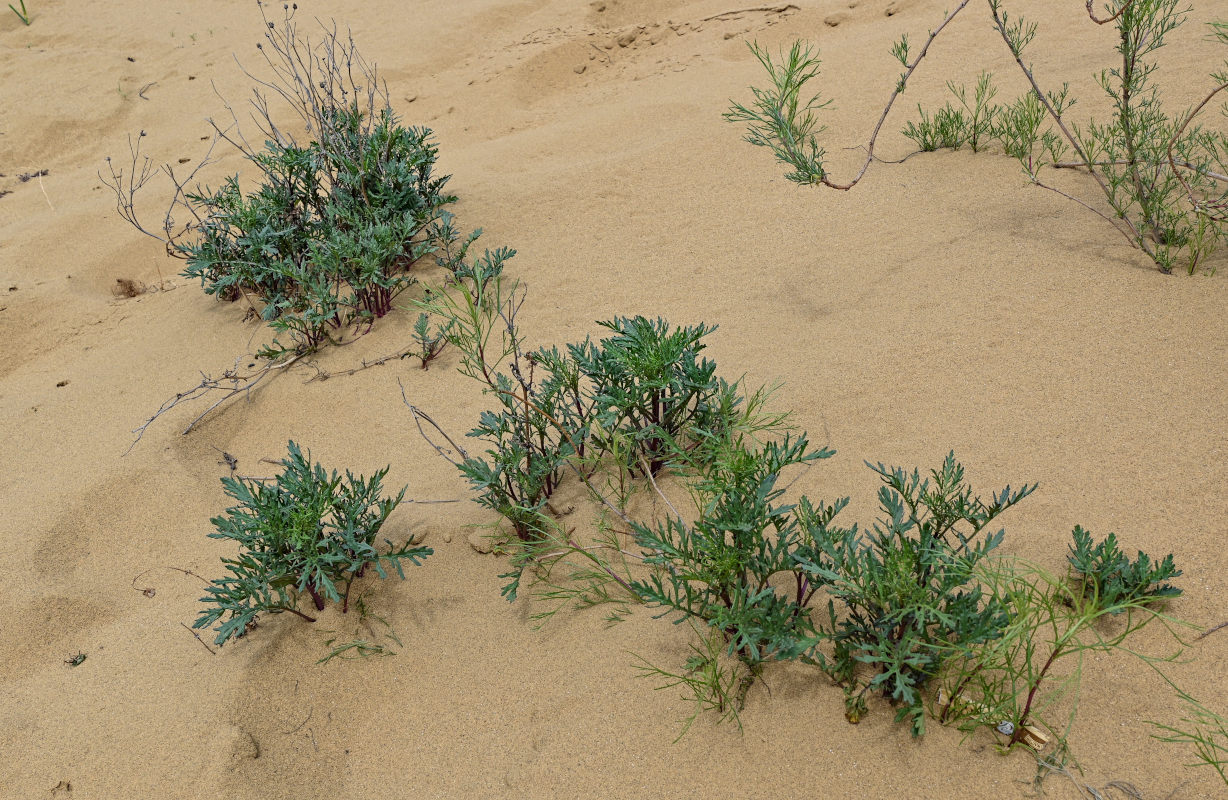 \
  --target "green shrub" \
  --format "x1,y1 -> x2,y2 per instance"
194,441 -> 430,646
104,4 -> 457,357
795,453 -> 1035,735
727,0 -> 1228,273
939,558 -> 1184,752
631,435 -> 833,673
1067,525 -> 1182,611
572,317 -> 722,476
